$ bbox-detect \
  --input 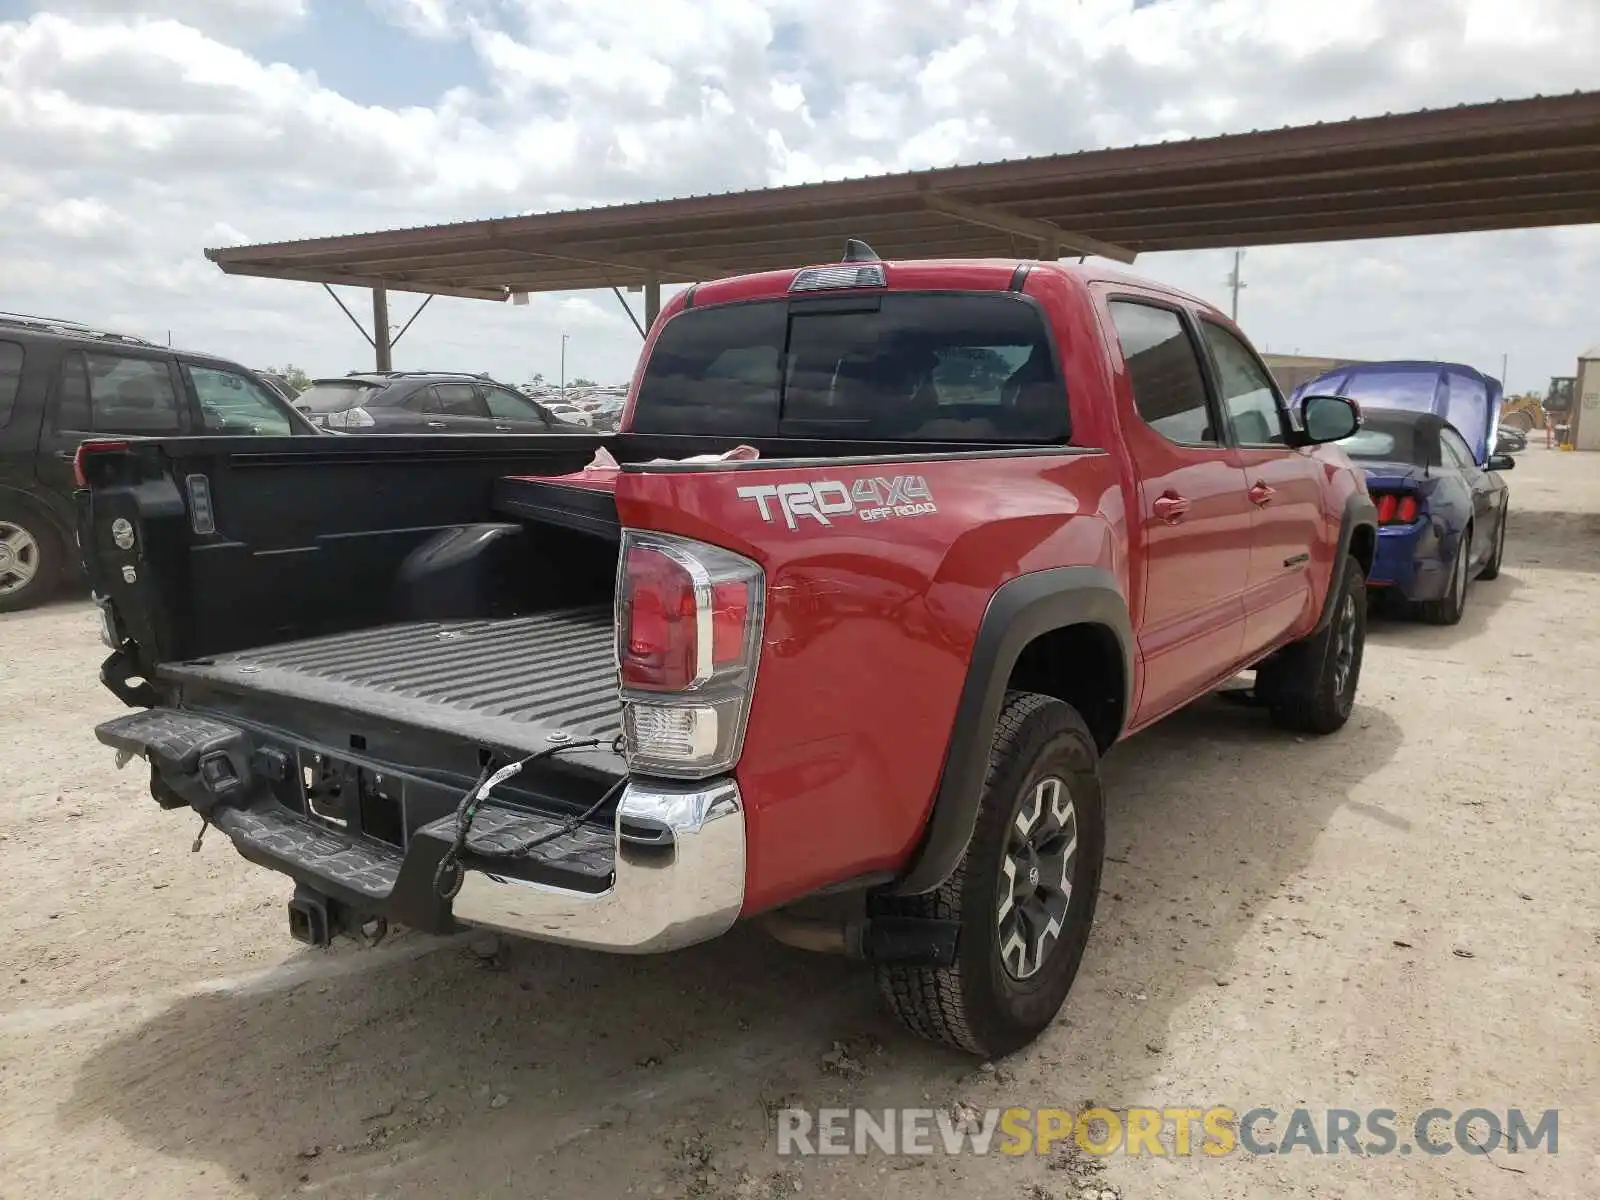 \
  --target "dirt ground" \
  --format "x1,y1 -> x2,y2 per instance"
2,446 -> 1597,1200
